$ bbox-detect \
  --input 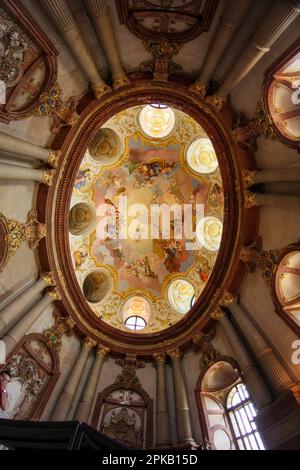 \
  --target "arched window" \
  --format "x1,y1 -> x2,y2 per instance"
227,383 -> 264,450
264,38 -> 300,150
274,246 -> 300,334
198,360 -> 265,450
